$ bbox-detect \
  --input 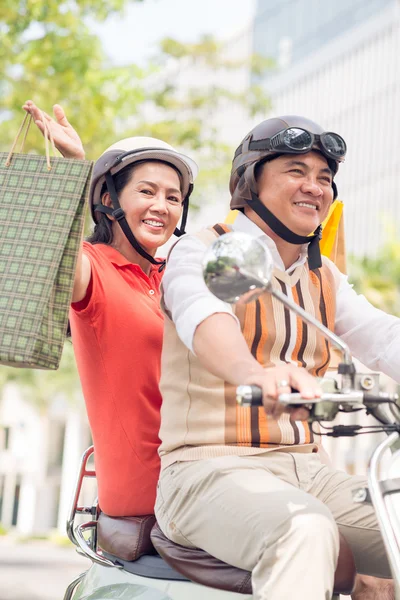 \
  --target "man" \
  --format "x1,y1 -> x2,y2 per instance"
155,116 -> 400,599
